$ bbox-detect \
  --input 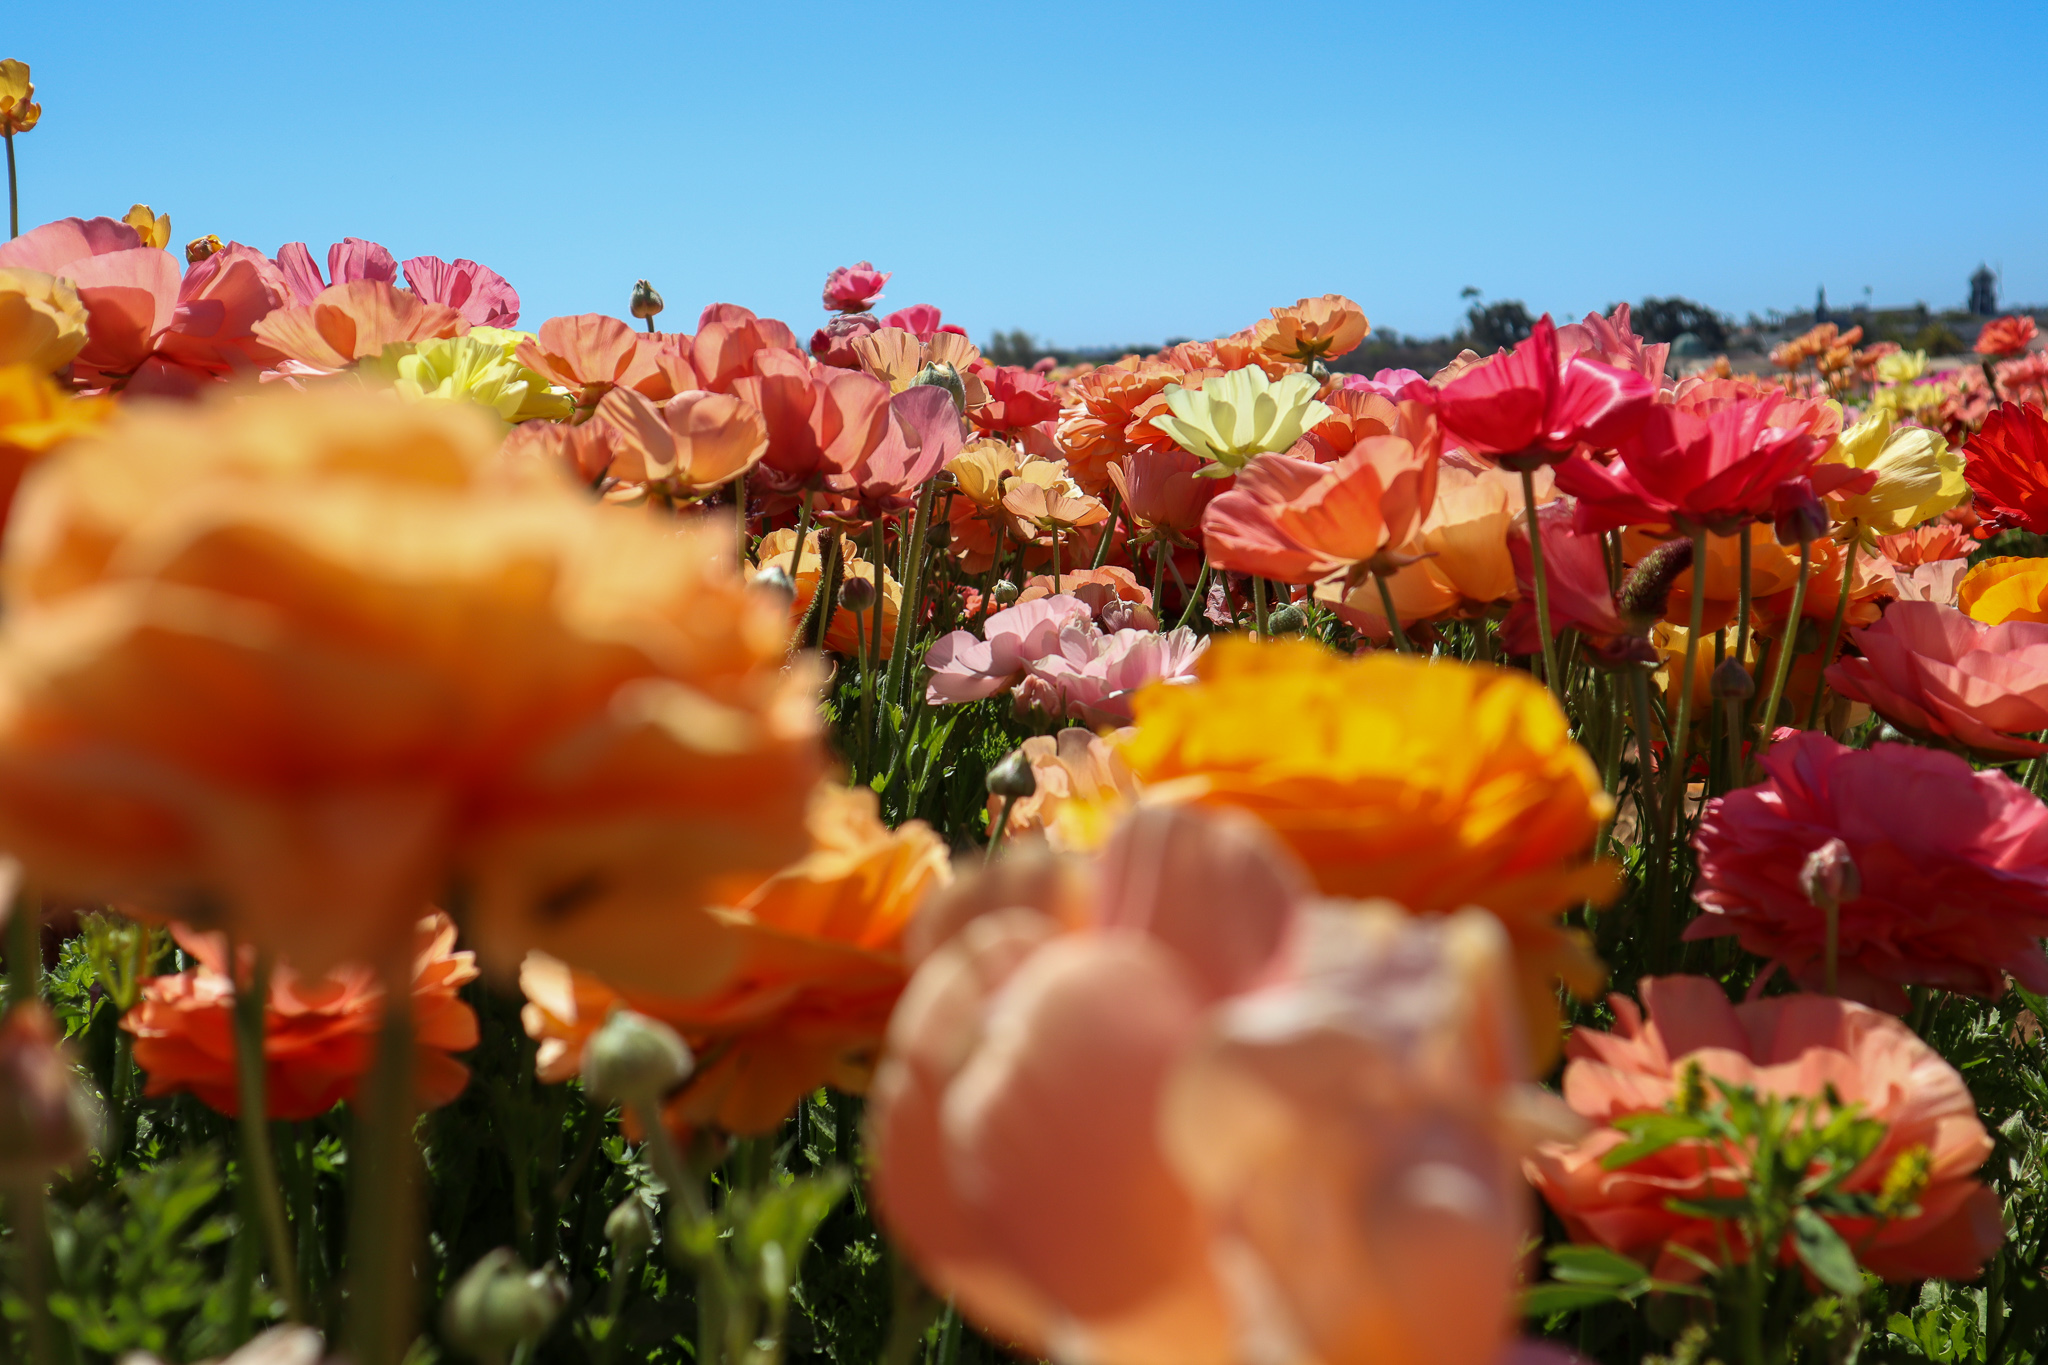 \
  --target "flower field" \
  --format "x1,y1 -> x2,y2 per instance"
12,53 -> 2048,1365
